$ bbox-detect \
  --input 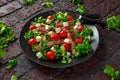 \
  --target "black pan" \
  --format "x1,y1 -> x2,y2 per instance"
19,10 -> 99,68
